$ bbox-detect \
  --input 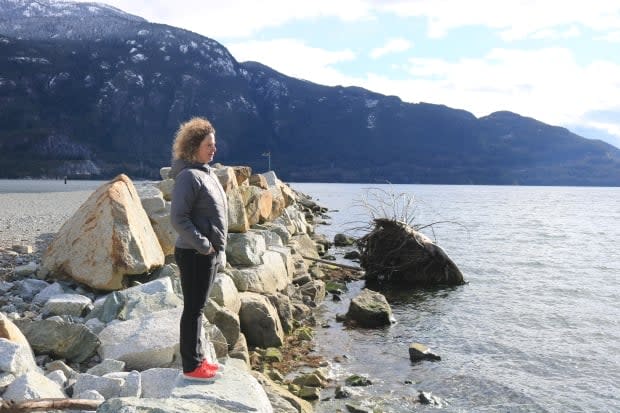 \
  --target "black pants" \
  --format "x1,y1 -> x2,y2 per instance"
175,247 -> 219,373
